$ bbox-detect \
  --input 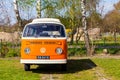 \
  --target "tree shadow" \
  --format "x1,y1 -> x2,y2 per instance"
31,59 -> 97,74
